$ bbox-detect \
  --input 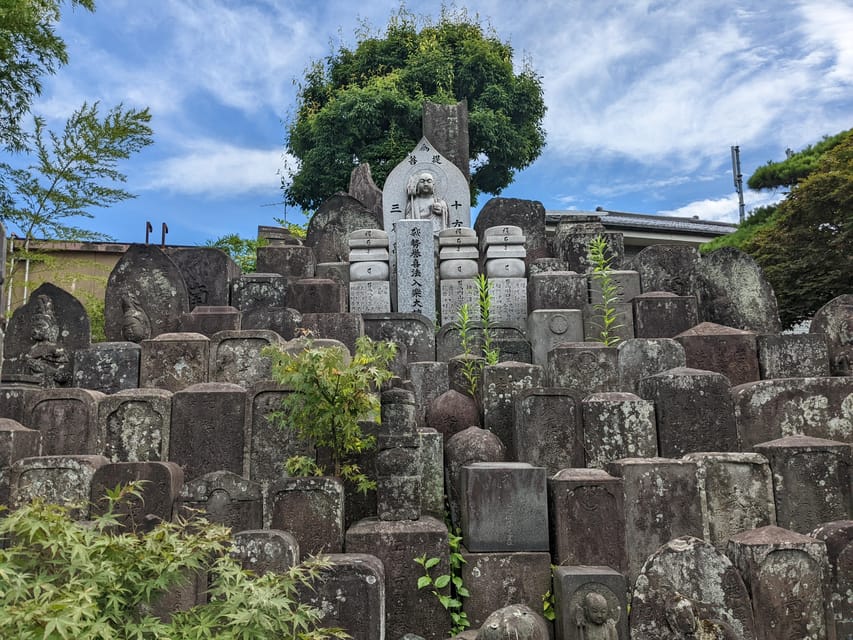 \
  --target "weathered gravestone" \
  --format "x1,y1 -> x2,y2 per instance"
98,388 -> 172,462
732,376 -> 853,449
139,332 -> 209,392
547,342 -> 618,396
460,462 -> 549,553
348,163 -> 383,217
444,427 -> 506,532
407,360 -> 449,428
548,468 -> 626,573
269,476 -> 345,557
696,247 -> 782,333
301,553 -> 385,640
346,516 -> 452,640
229,272 -> 288,328
527,309 -> 585,368
418,427 -> 444,519
0,382 -> 39,425
73,341 -> 141,393
170,382 -> 246,480
633,244 -> 702,297
305,192 -> 382,263
460,550 -> 552,630
0,418 -> 41,505
376,388 -> 420,521
629,536 -> 756,640
9,454 -> 108,520
300,313 -> 364,355
811,294 -> 853,376
104,244 -> 189,342
208,329 -> 282,388
231,529 -> 299,575
474,198 -> 550,268
553,566 -> 627,640
423,100 -> 470,182
167,246 -> 241,309
25,387 -> 104,455
753,434 -> 852,533
756,333 -> 830,379
726,525 -> 830,640
638,368 -> 738,456
674,321 -> 760,386
255,243 -> 315,282
482,361 -> 545,459
362,313 -> 435,375
606,458 -> 704,583
89,461 -> 183,532
177,470 -> 262,531
550,217 -> 624,273
582,392 -> 657,469
4,282 -> 90,387
631,292 -> 699,339
179,306 -> 241,337
515,388 -> 583,474
288,278 -> 347,314
810,520 -> 853,639
475,604 -> 550,640
682,452 -> 776,549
